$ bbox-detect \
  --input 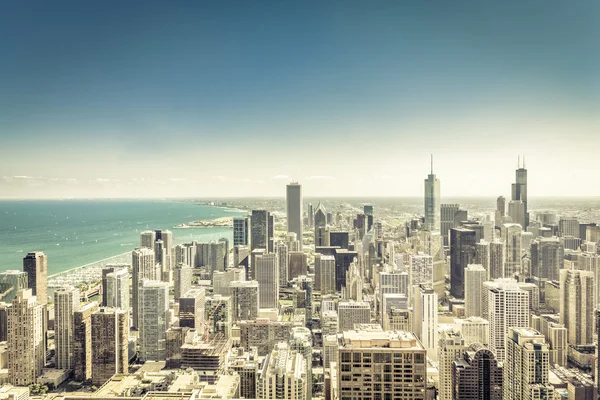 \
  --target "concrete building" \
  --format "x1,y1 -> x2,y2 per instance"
559,217 -> 579,238
289,327 -> 312,400
503,328 -> 554,400
414,284 -> 438,354
287,182 -> 303,250
132,247 -> 157,329
464,264 -> 486,317
258,342 -> 307,400
231,280 -> 259,322
438,330 -> 467,400
409,252 -> 433,289
337,301 -> 370,332
72,301 -> 99,381
275,242 -> 289,286
489,240 -> 504,279
179,288 -> 206,329
138,280 -> 169,361
91,307 -> 129,385
440,203 -> 460,246
54,286 -> 80,370
487,279 -> 530,362
7,289 -> 45,386
560,269 -> 594,345
255,253 -> 279,309
337,328 -> 427,399
288,251 -> 308,281
204,294 -> 232,338
454,317 -> 490,345
227,346 -> 259,399
173,262 -> 192,300
531,237 -> 563,281
452,343 -> 503,400
105,268 -> 129,311
23,251 -> 48,305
